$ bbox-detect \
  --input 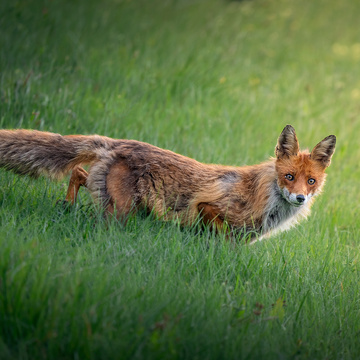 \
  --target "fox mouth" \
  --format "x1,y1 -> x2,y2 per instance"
288,200 -> 303,207
280,188 -> 308,207
283,196 -> 303,207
